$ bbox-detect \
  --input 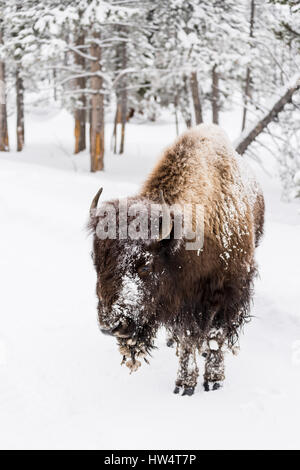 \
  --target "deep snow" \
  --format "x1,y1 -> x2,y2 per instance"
0,108 -> 299,450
